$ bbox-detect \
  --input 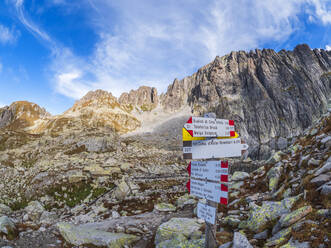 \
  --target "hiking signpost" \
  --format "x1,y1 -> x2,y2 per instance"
182,113 -> 248,248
